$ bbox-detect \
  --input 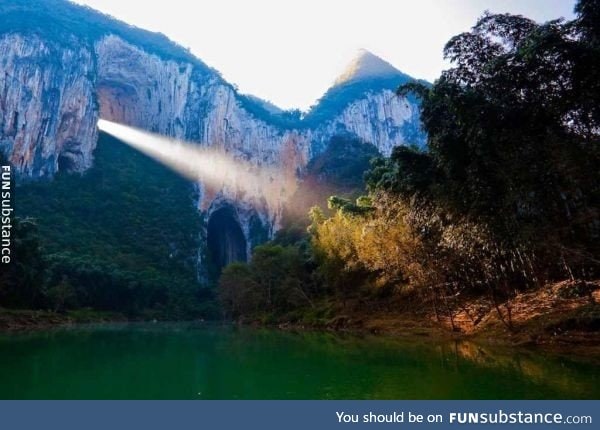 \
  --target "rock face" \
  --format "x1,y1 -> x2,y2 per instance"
311,88 -> 423,157
96,35 -> 194,139
0,34 -> 98,179
93,35 -> 310,244
0,2 -> 426,272
91,38 -> 425,241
